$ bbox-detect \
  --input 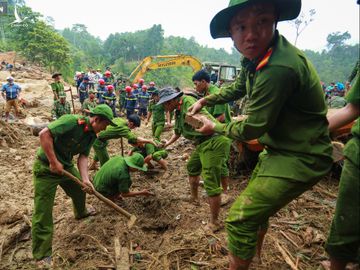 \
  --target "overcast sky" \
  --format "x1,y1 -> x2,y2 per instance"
25,0 -> 359,53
